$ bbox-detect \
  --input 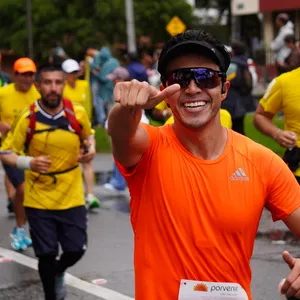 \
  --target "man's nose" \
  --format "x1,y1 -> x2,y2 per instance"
185,79 -> 202,94
50,82 -> 59,91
